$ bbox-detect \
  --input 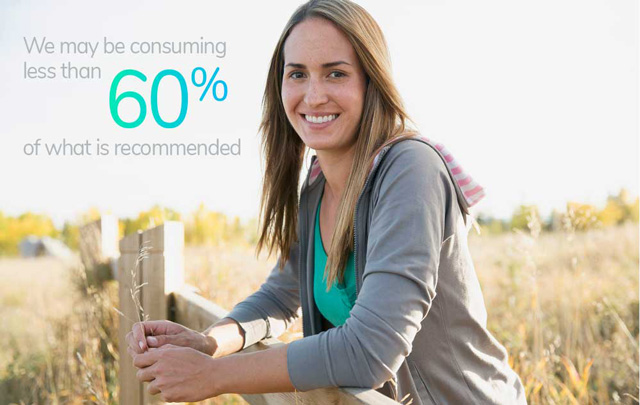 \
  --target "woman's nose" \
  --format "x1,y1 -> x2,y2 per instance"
303,78 -> 329,107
